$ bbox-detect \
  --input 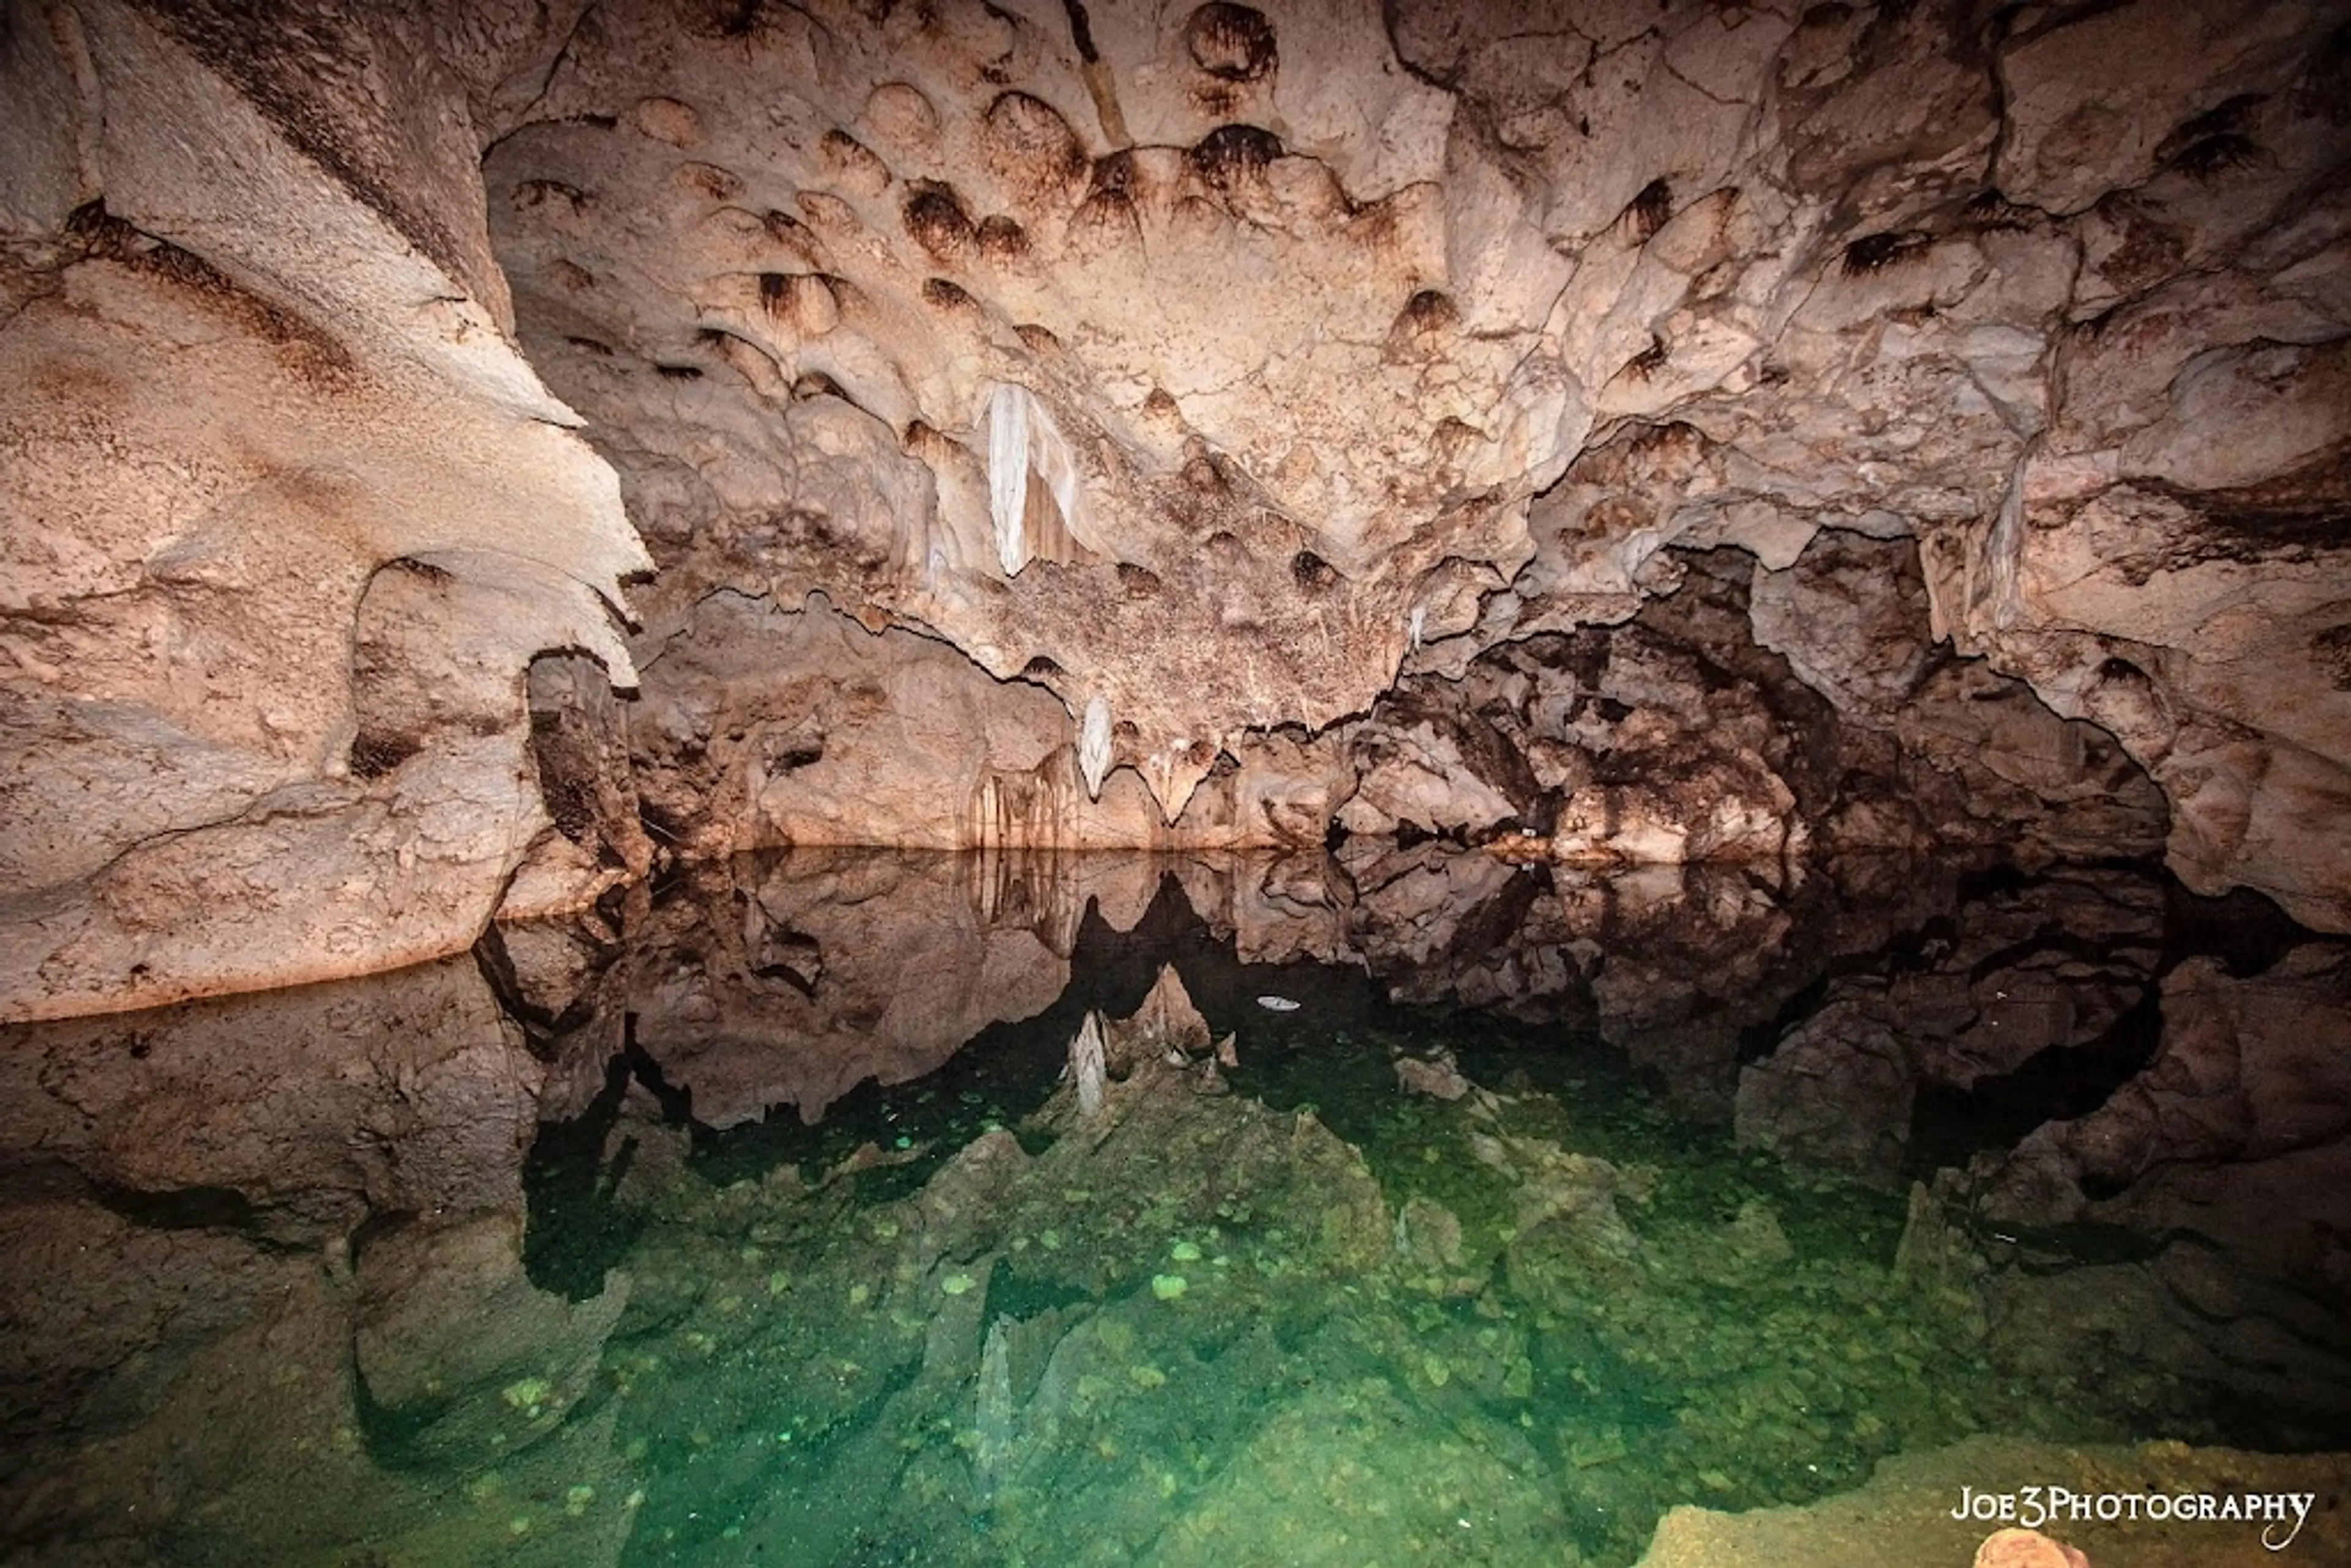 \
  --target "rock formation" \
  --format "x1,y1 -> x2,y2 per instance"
0,954 -> 636,1562
1,2 -> 648,1019
5,0 -> 2349,1017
